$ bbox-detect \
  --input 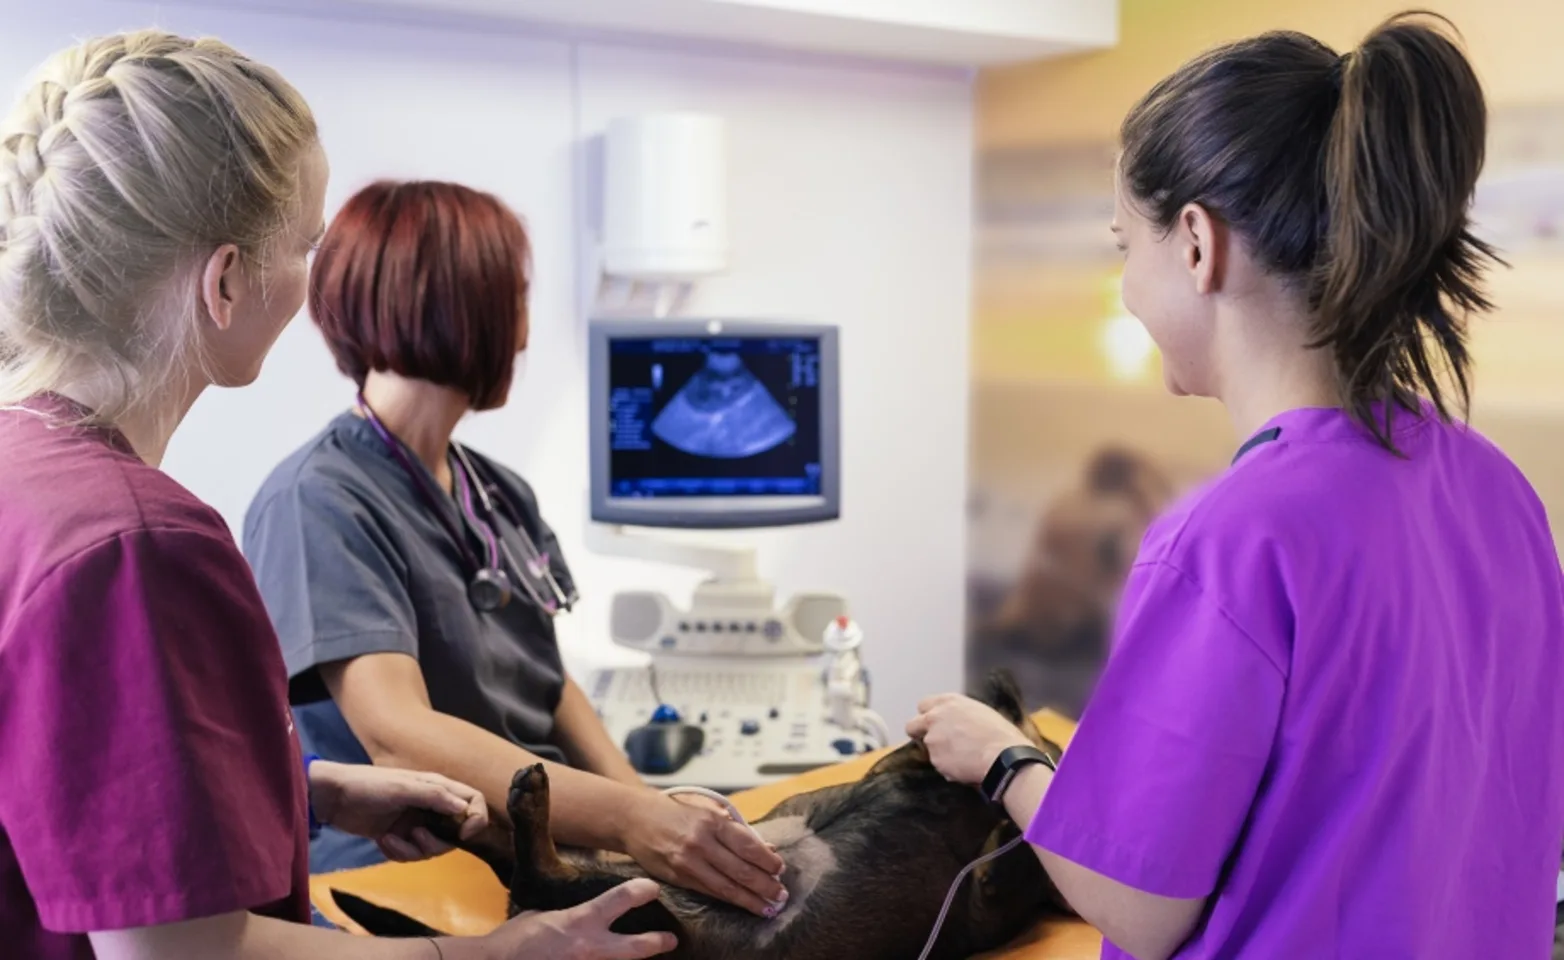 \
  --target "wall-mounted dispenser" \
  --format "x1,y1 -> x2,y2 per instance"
591,112 -> 728,318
